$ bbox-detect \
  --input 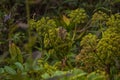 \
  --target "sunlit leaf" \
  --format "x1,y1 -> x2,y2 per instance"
14,62 -> 24,71
41,73 -> 50,79
63,15 -> 70,26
